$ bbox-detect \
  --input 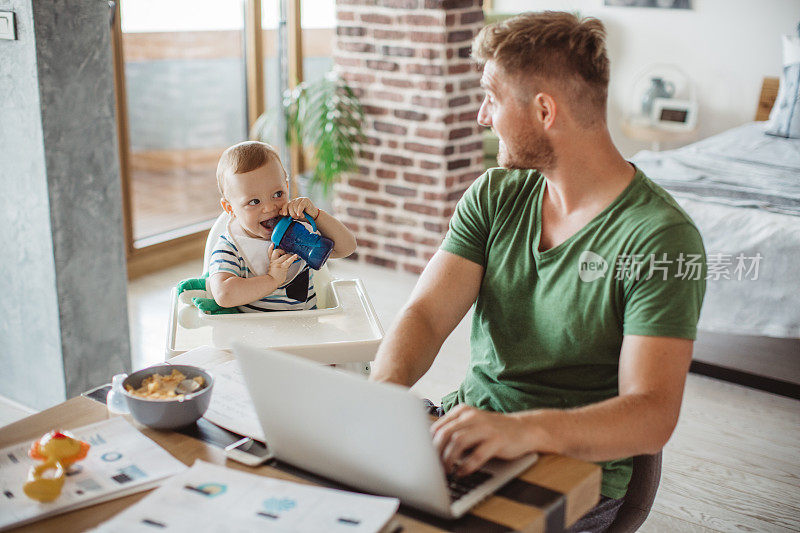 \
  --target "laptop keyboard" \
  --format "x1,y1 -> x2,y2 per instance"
446,470 -> 493,501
